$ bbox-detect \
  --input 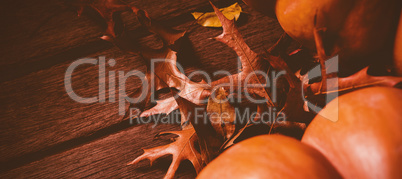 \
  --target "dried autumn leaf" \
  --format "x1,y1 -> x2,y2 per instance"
306,67 -> 402,95
302,22 -> 402,108
191,3 -> 242,27
122,73 -> 152,120
222,121 -> 307,150
137,49 -> 210,120
98,4 -> 220,175
220,104 -> 264,150
140,97 -> 178,118
100,6 -> 211,119
207,87 -> 236,140
221,103 -> 307,150
204,3 -> 306,145
265,54 -> 313,123
275,26 -> 402,121
76,0 -> 186,43
130,93 -> 223,179
174,96 -> 223,164
74,0 -> 131,37
132,8 -> 186,46
205,2 -> 285,147
128,127 -> 202,179
209,2 -> 273,107
220,122 -> 248,150
120,48 -> 210,123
